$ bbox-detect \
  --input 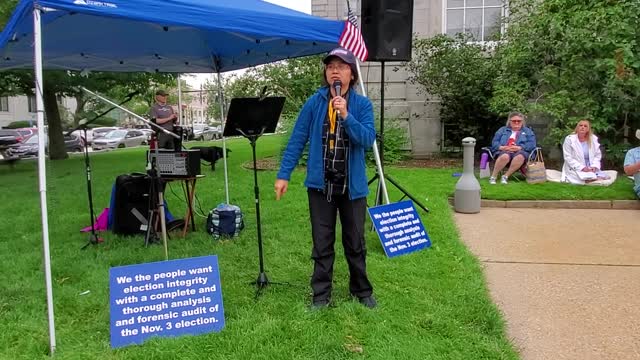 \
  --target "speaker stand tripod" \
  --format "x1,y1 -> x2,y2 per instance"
369,61 -> 429,213
80,87 -> 176,260
143,138 -> 169,260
